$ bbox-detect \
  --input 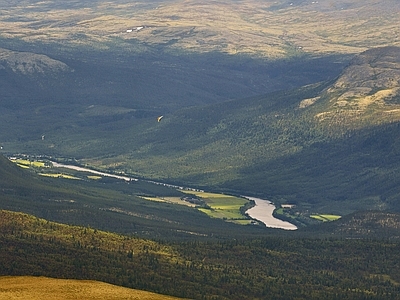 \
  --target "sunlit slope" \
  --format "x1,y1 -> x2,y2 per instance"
0,0 -> 398,58
309,46 -> 400,129
0,276 -> 183,300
